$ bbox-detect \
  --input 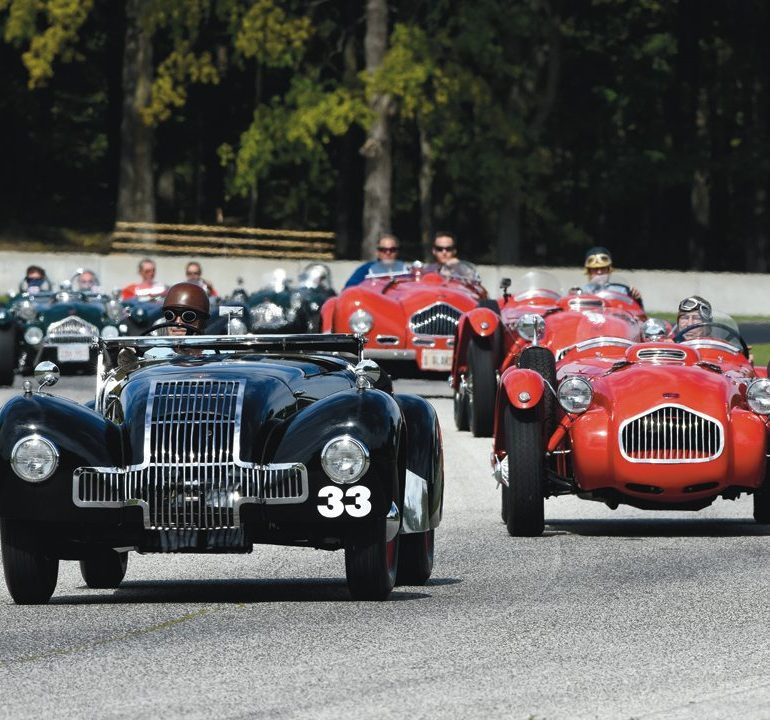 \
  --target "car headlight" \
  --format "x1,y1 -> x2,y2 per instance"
321,436 -> 370,484
0,309 -> 7,321
251,302 -> 286,327
17,300 -> 36,321
228,317 -> 248,335
747,379 -> 770,414
11,435 -> 59,483
106,299 -> 124,322
24,326 -> 43,345
558,376 -> 593,414
516,313 -> 546,343
101,325 -> 119,339
349,309 -> 373,334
